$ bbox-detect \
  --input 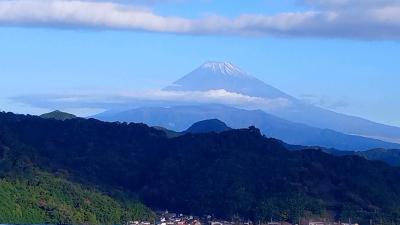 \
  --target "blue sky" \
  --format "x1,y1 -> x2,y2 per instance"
1,0 -> 400,126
